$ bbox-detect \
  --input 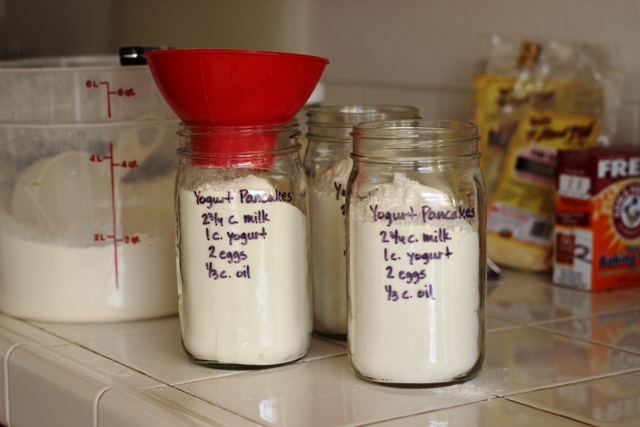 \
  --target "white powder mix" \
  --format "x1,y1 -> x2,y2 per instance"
178,174 -> 311,366
348,173 -> 481,384
1,142 -> 179,322
0,224 -> 177,322
0,169 -> 178,322
309,158 -> 352,336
